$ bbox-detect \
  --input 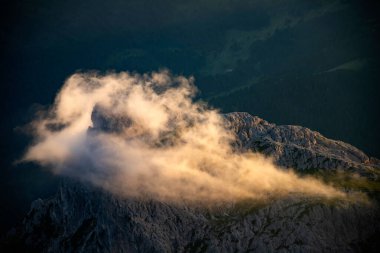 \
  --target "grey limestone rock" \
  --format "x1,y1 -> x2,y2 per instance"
224,112 -> 379,177
3,112 -> 380,252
